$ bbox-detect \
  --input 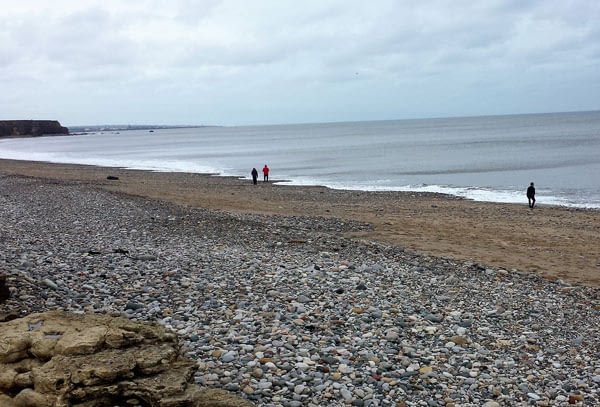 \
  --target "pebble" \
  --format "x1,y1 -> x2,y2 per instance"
1,176 -> 599,406
42,278 -> 58,290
